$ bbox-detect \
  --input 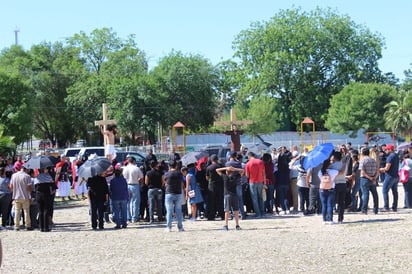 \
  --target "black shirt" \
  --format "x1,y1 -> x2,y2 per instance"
206,163 -> 223,187
164,170 -> 182,195
222,174 -> 237,195
87,175 -> 109,202
146,169 -> 163,189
